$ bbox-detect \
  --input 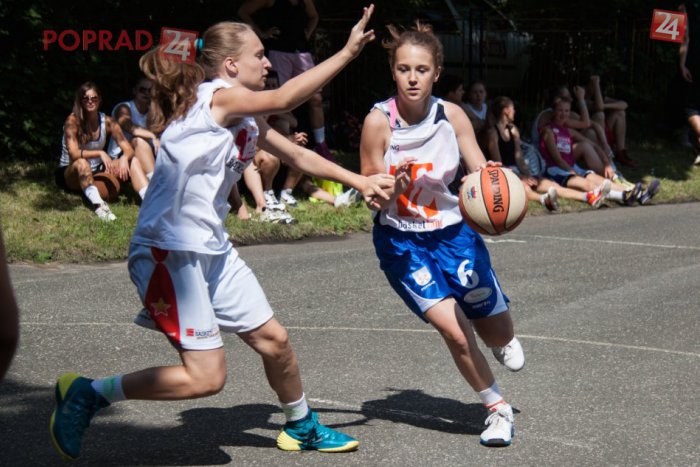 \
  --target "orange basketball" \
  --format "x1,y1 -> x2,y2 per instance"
458,167 -> 527,236
93,172 -> 121,203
